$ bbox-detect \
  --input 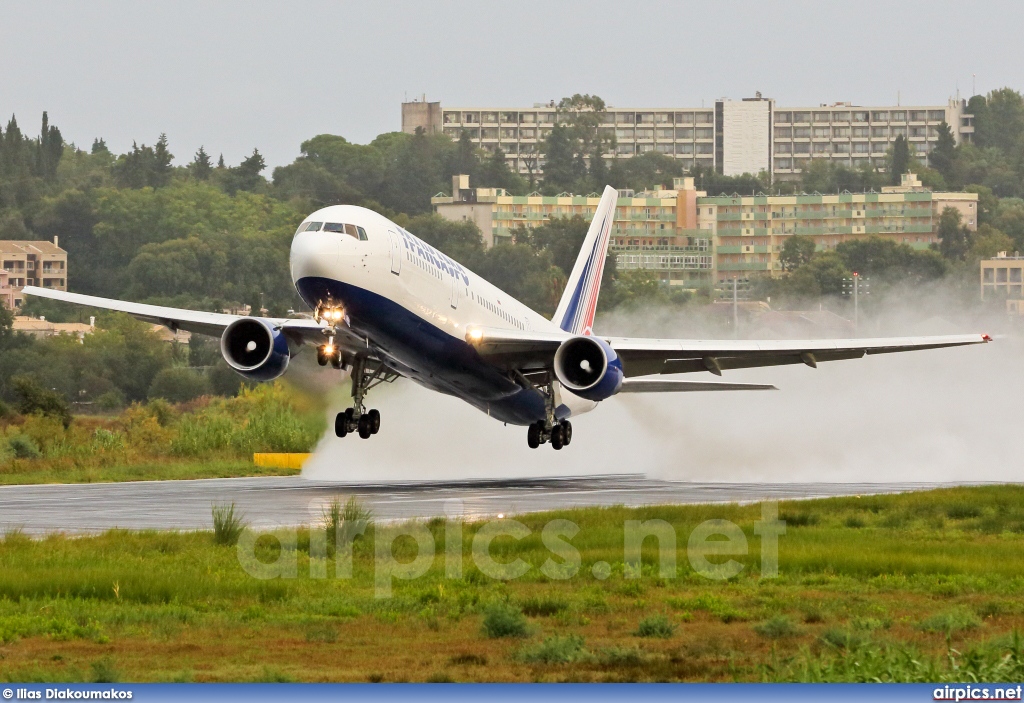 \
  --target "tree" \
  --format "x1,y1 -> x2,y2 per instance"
540,124 -> 576,193
148,367 -> 211,403
152,134 -> 174,186
0,297 -> 12,350
36,111 -> 64,180
91,138 -> 109,155
191,146 -> 213,180
937,206 -> 973,261
929,121 -> 957,182
889,135 -> 911,185
223,149 -> 266,194
11,375 -> 72,428
983,88 -> 1024,153
779,236 -> 816,272
969,223 -> 1015,261
835,237 -> 947,283
785,252 -> 850,297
